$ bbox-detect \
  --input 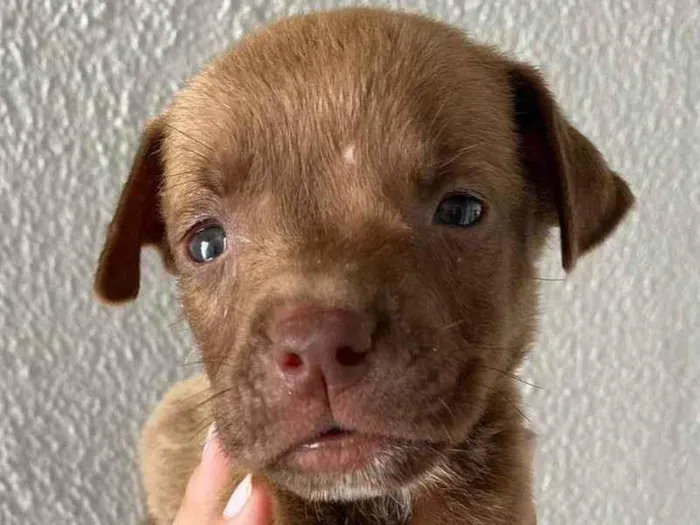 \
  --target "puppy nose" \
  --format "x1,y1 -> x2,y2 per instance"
270,305 -> 373,393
